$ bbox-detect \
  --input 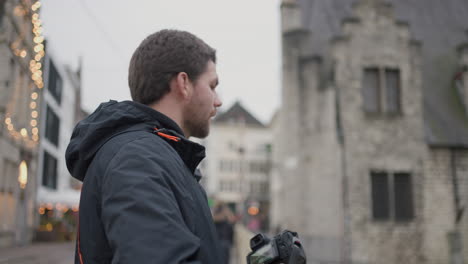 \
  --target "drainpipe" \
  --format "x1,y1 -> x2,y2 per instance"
335,79 -> 351,264
449,148 -> 464,264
